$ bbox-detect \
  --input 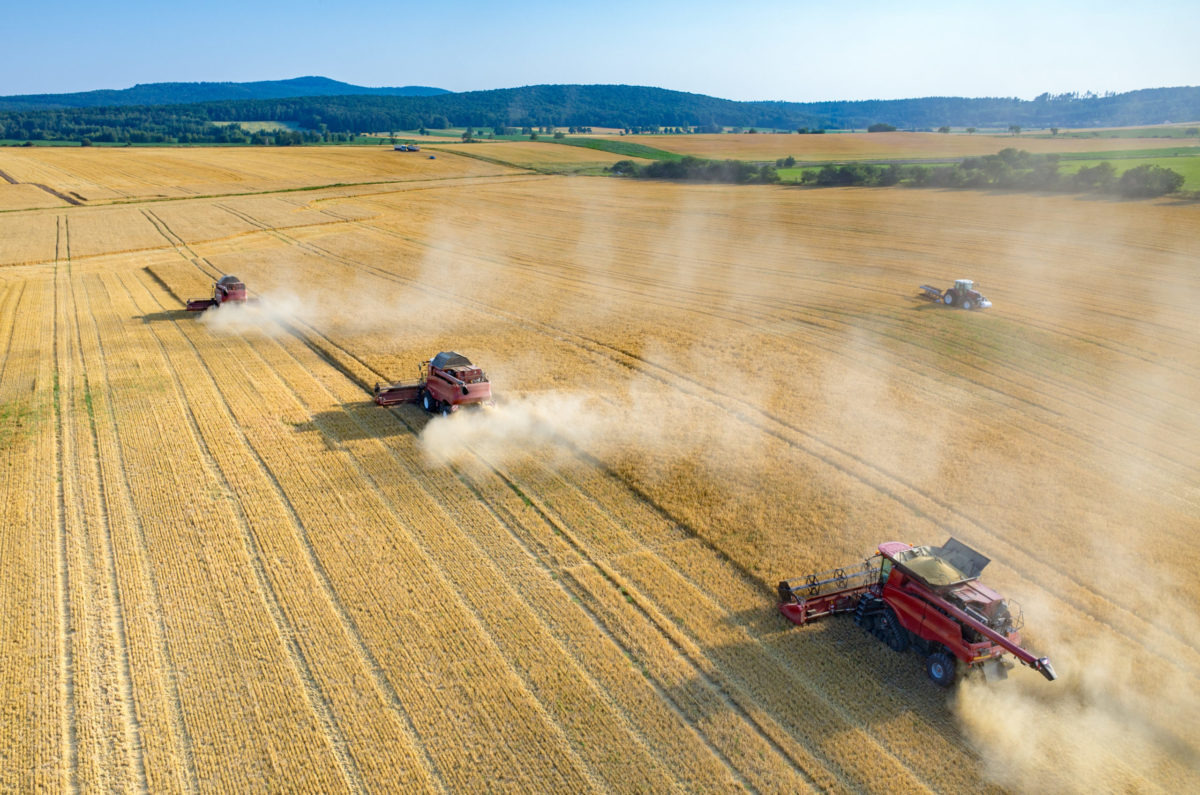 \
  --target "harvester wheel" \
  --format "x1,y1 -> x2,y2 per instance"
853,595 -> 879,628
422,392 -> 433,413
943,289 -> 958,307
880,609 -> 909,652
961,297 -> 974,311
441,404 -> 451,417
926,651 -> 956,687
